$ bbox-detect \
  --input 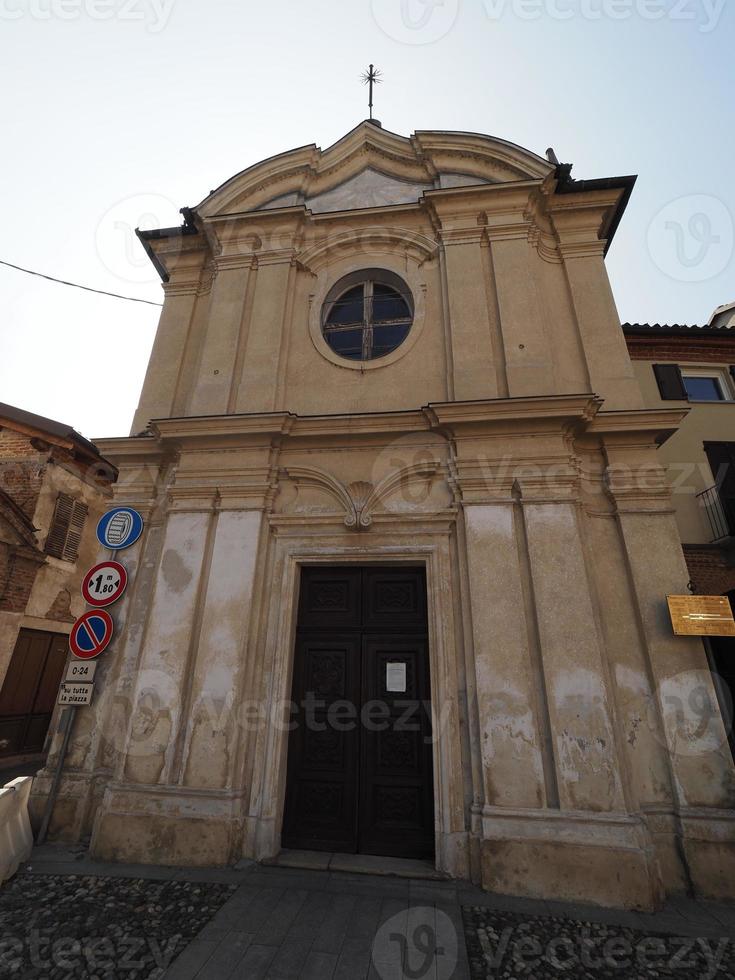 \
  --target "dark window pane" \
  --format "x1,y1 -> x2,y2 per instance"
372,284 -> 410,322
683,376 -> 724,401
370,322 -> 411,358
325,327 -> 364,359
327,285 -> 364,325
